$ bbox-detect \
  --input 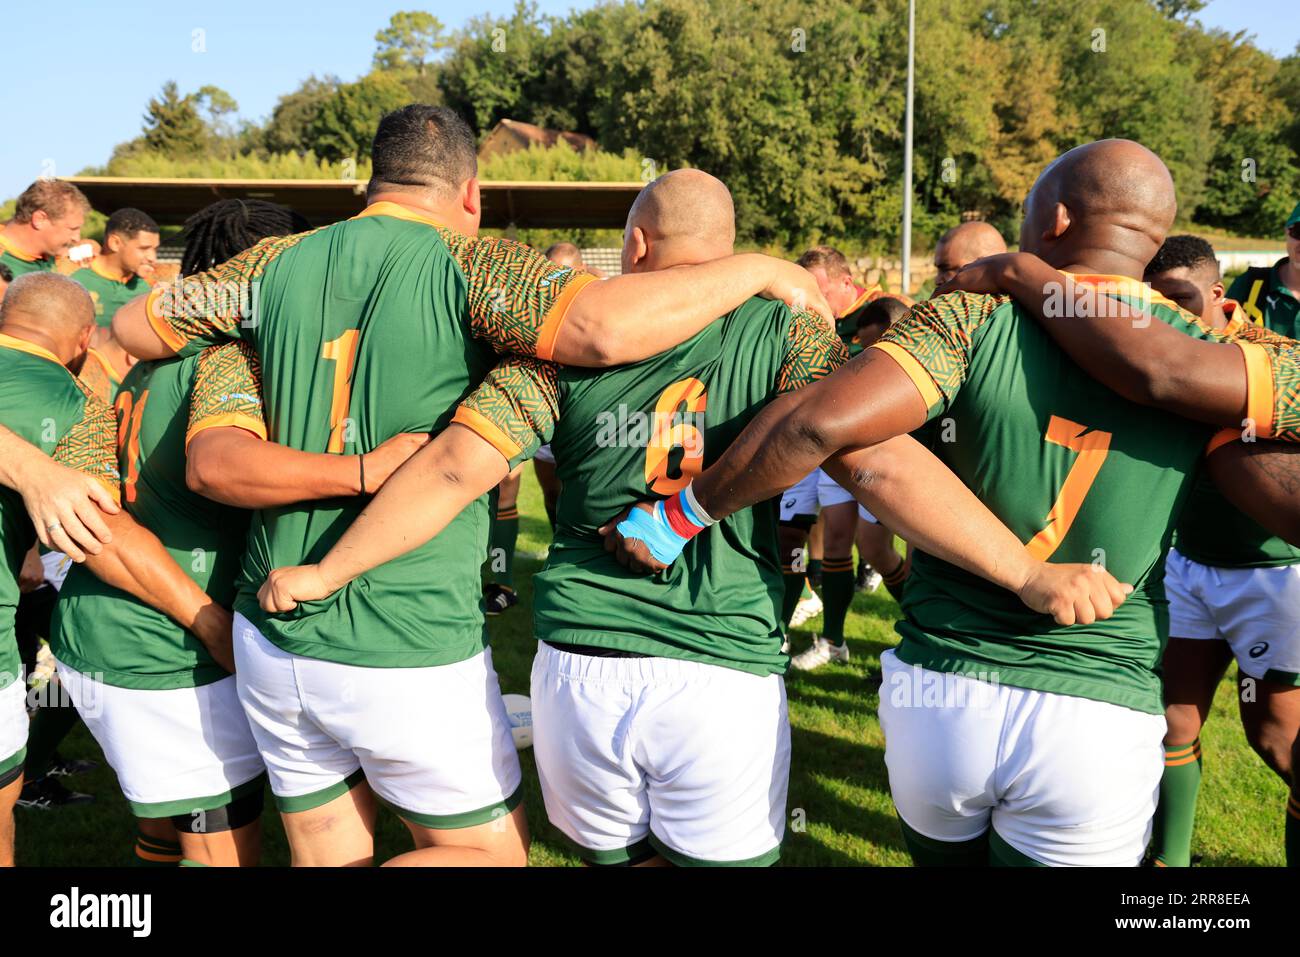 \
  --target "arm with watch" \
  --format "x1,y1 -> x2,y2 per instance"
181,341 -> 429,509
